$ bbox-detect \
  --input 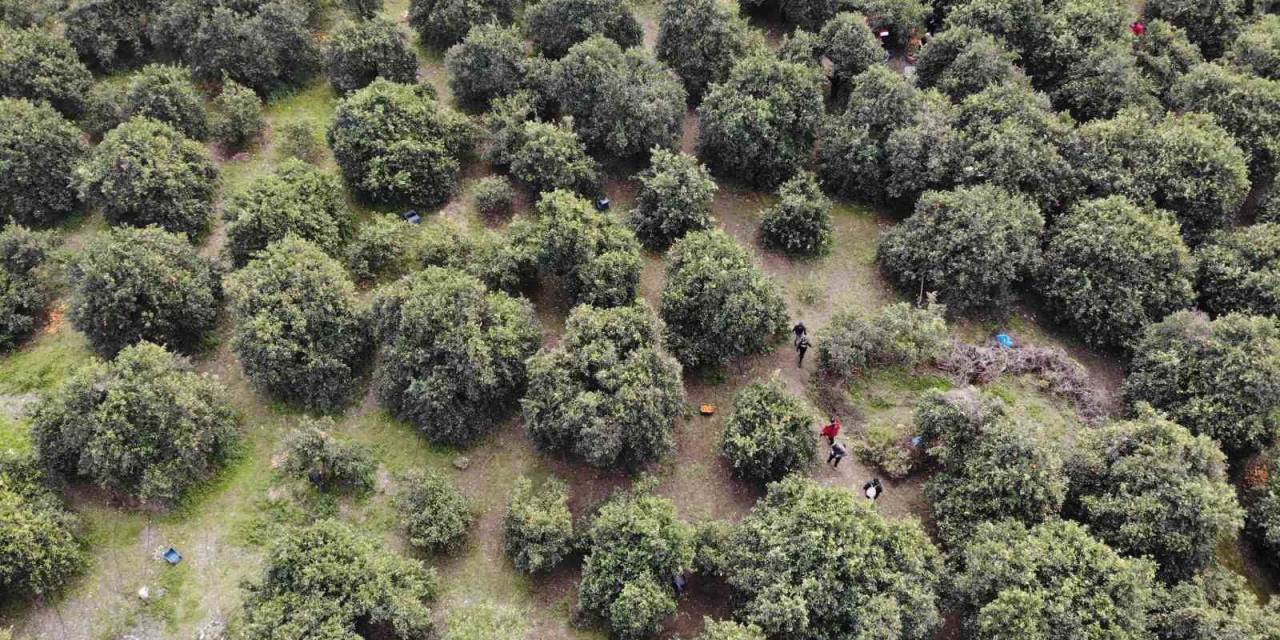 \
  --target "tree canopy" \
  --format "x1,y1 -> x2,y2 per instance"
324,17 -> 418,95
629,149 -> 717,250
0,25 -> 92,117
1196,223 -> 1280,318
445,24 -> 526,108
504,476 -> 573,573
758,171 -> 832,256
525,190 -> 643,307
0,226 -> 54,350
0,98 -> 85,227
0,453 -> 83,598
120,64 -> 210,140
408,0 -> 518,49
655,0 -> 756,103
223,159 -> 353,267
721,378 -> 815,484
525,0 -> 643,58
